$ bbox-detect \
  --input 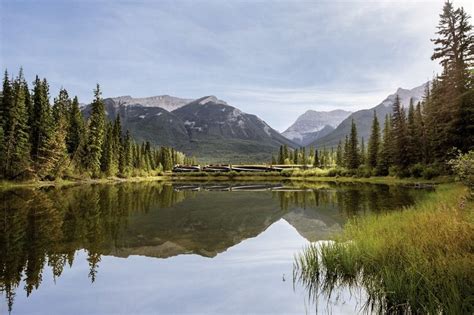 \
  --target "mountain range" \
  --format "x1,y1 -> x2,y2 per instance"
308,83 -> 427,148
82,82 -> 427,162
282,109 -> 351,146
84,95 -> 296,163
